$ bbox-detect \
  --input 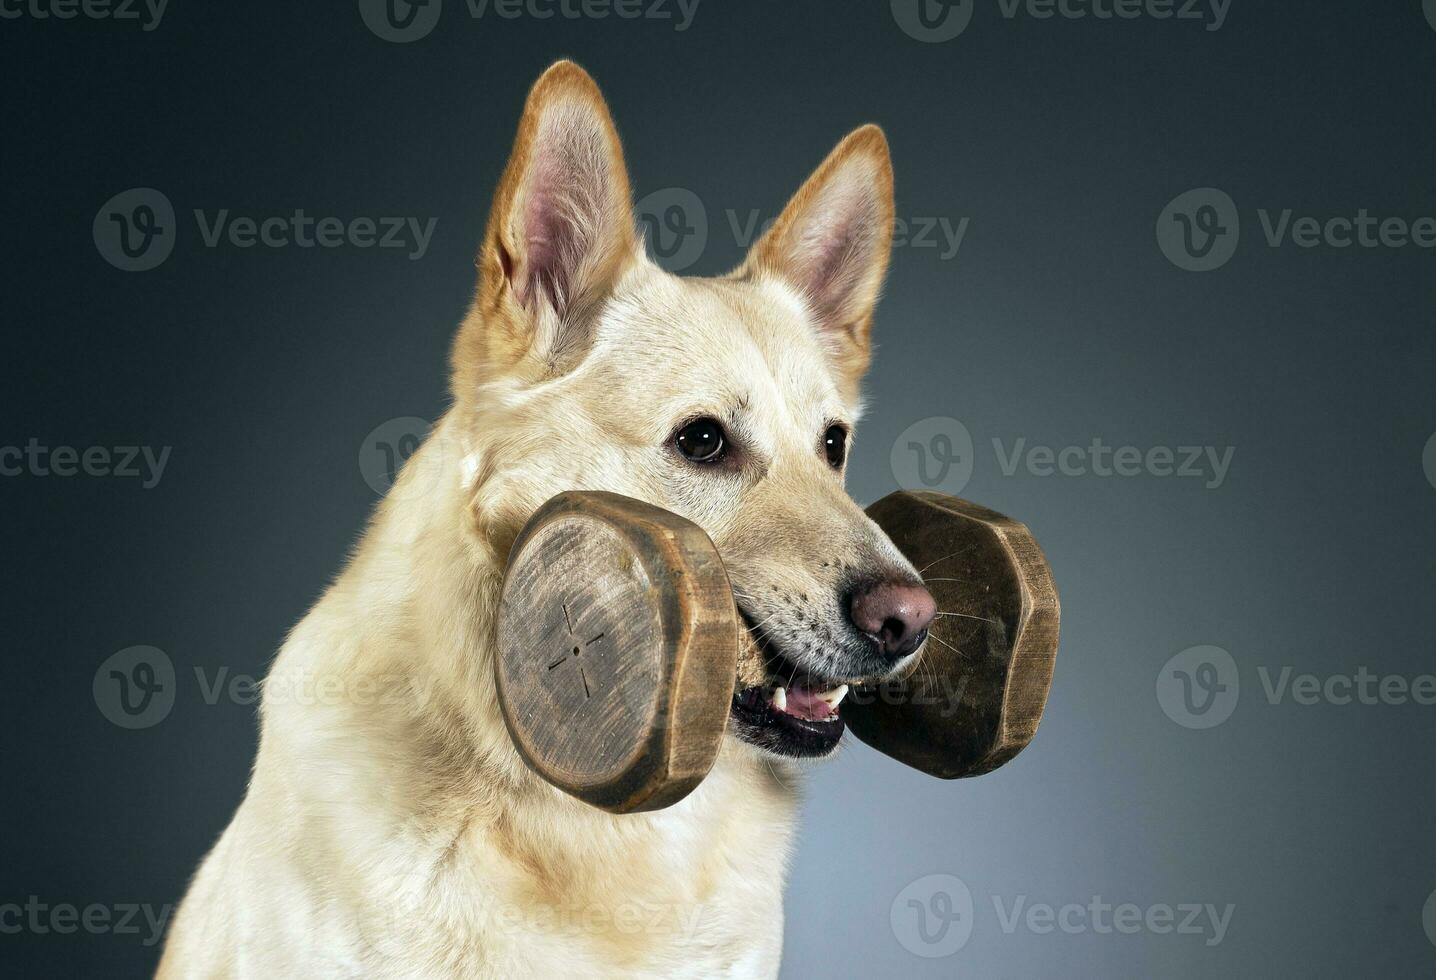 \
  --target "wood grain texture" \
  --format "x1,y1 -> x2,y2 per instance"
843,490 -> 1060,779
495,491 -> 738,813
